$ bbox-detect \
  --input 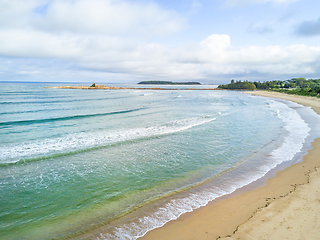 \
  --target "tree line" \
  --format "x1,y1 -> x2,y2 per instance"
218,78 -> 320,97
